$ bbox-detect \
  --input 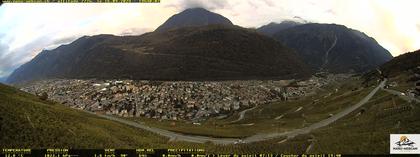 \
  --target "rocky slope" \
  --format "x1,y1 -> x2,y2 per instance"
273,23 -> 393,73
